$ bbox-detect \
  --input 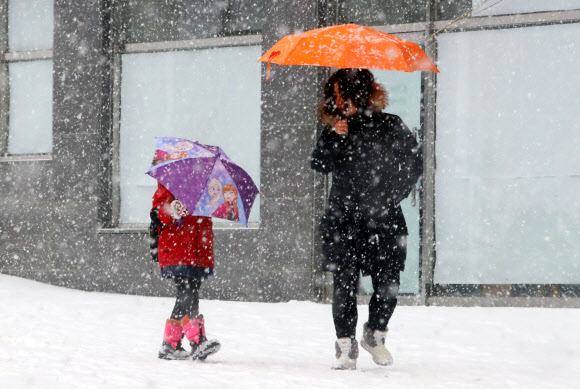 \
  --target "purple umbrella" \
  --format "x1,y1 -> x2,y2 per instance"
146,137 -> 259,226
